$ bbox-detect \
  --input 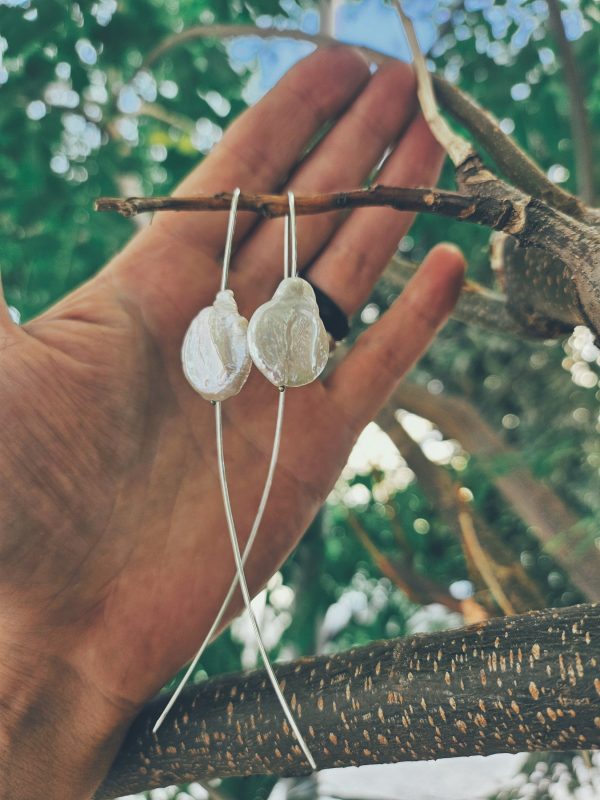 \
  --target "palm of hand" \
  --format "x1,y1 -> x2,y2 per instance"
0,48 -> 463,725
